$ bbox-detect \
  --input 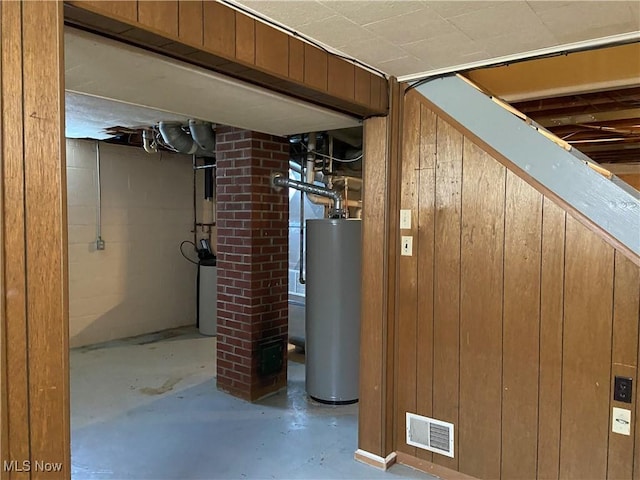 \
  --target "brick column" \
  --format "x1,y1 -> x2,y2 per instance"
215,127 -> 289,401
